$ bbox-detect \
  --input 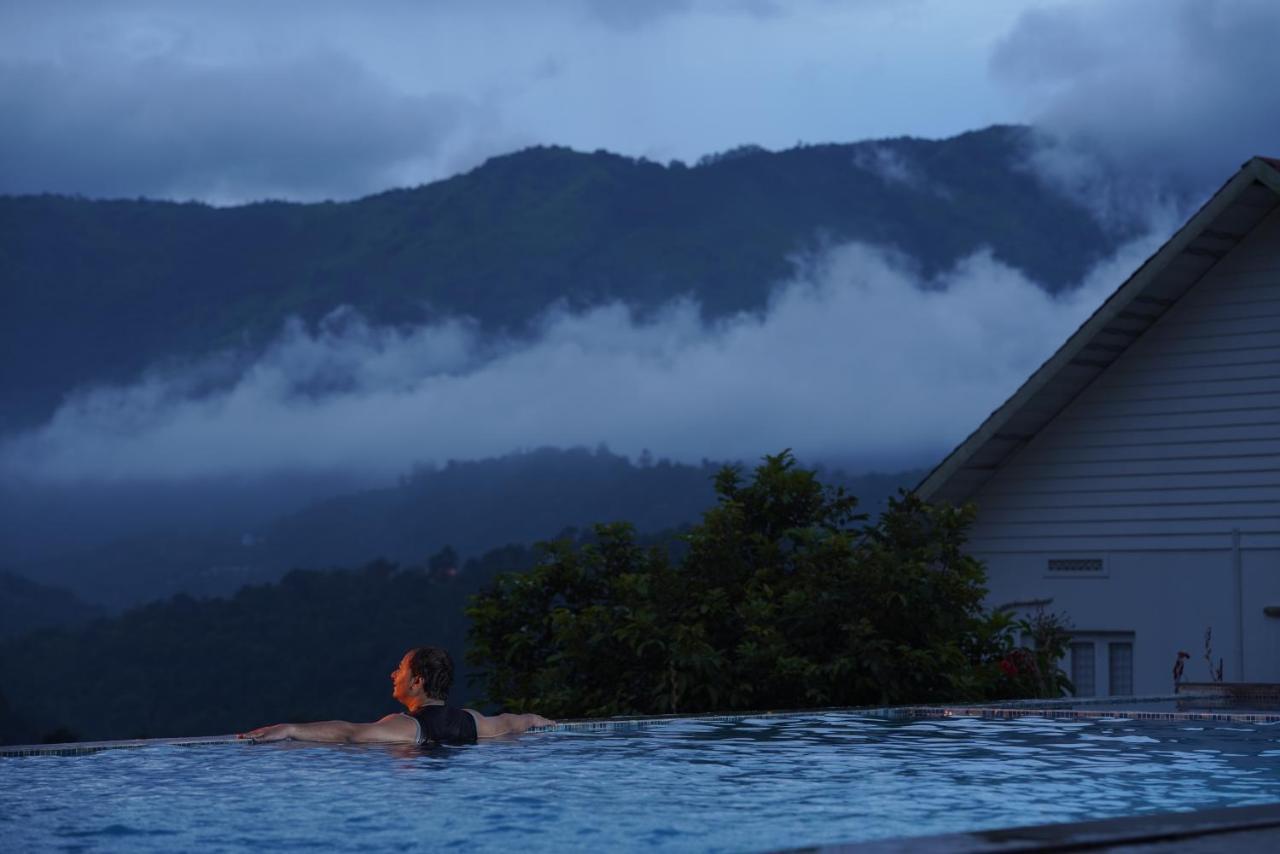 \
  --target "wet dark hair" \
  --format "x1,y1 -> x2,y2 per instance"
407,646 -> 454,701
